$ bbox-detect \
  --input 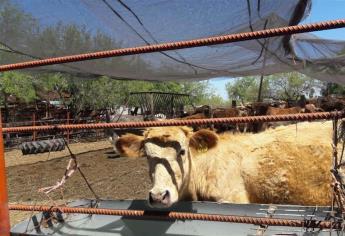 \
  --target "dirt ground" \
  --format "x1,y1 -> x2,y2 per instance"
6,141 -> 151,226
5,139 -> 113,167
